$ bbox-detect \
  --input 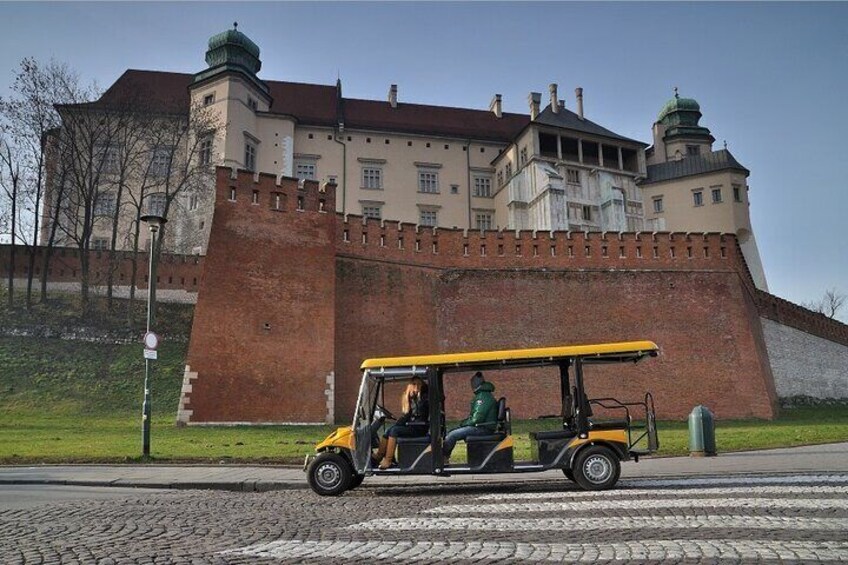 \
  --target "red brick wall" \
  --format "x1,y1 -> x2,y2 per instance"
0,244 -> 203,293
183,168 -> 337,422
183,167 -> 781,424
